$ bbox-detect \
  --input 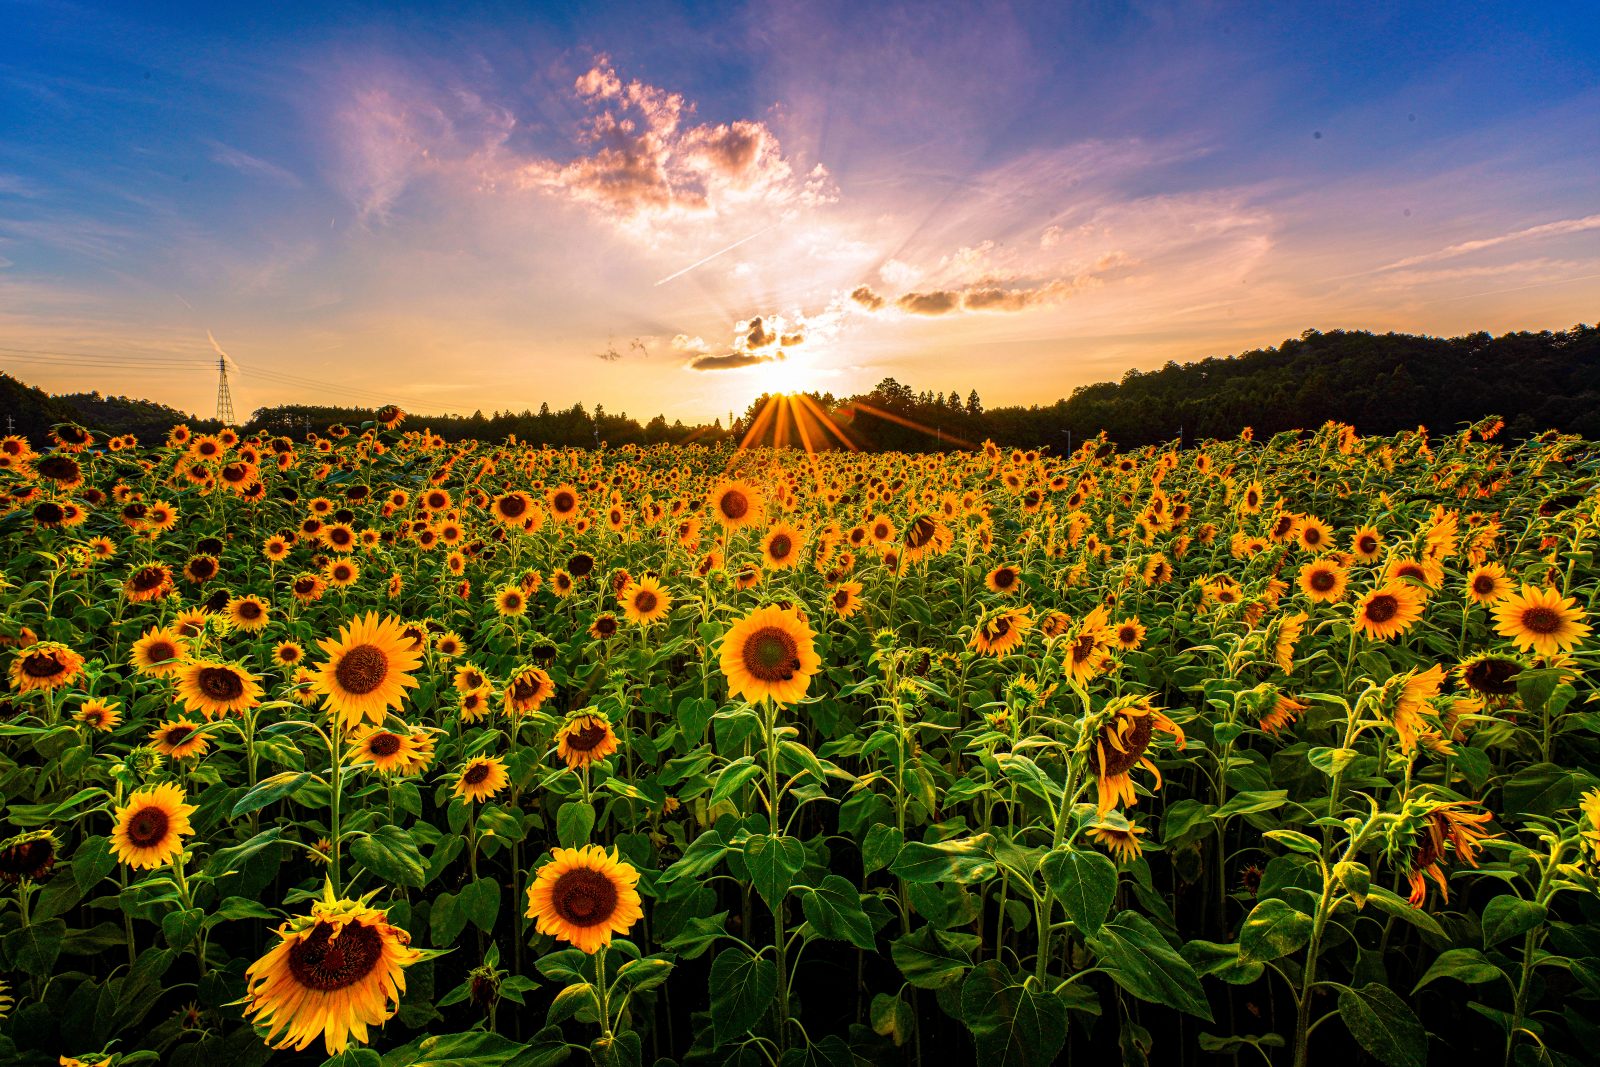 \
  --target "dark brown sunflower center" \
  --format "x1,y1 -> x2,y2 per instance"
287,921 -> 384,991
368,732 -> 403,757
1396,565 -> 1425,582
126,807 -> 170,848
1098,714 -> 1154,778
33,502 -> 65,524
553,492 -> 575,513
498,494 -> 527,518
990,617 -> 1012,639
511,674 -> 544,702
994,569 -> 1016,588
130,567 -> 167,591
20,652 -> 66,678
741,625 -> 800,682
832,589 -> 850,609
595,617 -> 617,636
1463,657 -> 1520,695
163,726 -> 194,745
1472,575 -> 1497,595
1360,591 -> 1403,623
906,515 -> 937,549
566,721 -> 610,753
769,535 -> 792,560
1520,607 -> 1561,634
1119,626 -> 1138,643
1358,536 -> 1377,554
295,578 -> 318,595
146,641 -> 177,663
569,554 -> 594,577
197,667 -> 246,702
633,590 -> 659,614
463,762 -> 491,785
1273,518 -> 1292,537
37,456 -> 80,481
335,645 -> 388,695
551,867 -> 618,927
1071,633 -> 1097,662
237,601 -> 263,619
1303,528 -> 1322,544
718,491 -> 748,520
1310,569 -> 1337,592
